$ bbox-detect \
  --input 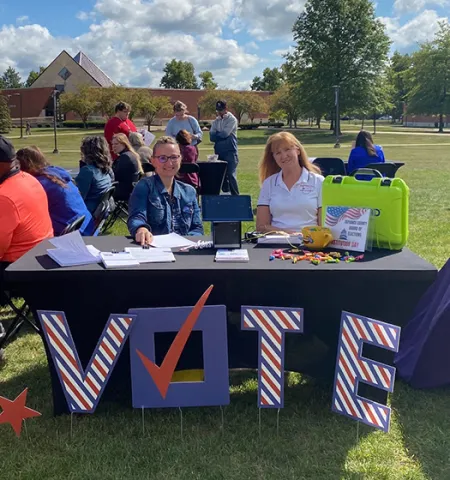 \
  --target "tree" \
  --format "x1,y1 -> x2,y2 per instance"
60,85 -> 99,128
269,84 -> 303,127
160,59 -> 198,89
135,91 -> 172,130
96,86 -> 130,118
0,95 -> 12,133
287,0 -> 391,133
25,66 -> 45,87
198,90 -> 231,117
406,22 -> 450,133
199,71 -> 218,89
251,68 -> 284,91
1,67 -> 23,89
246,94 -> 267,123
